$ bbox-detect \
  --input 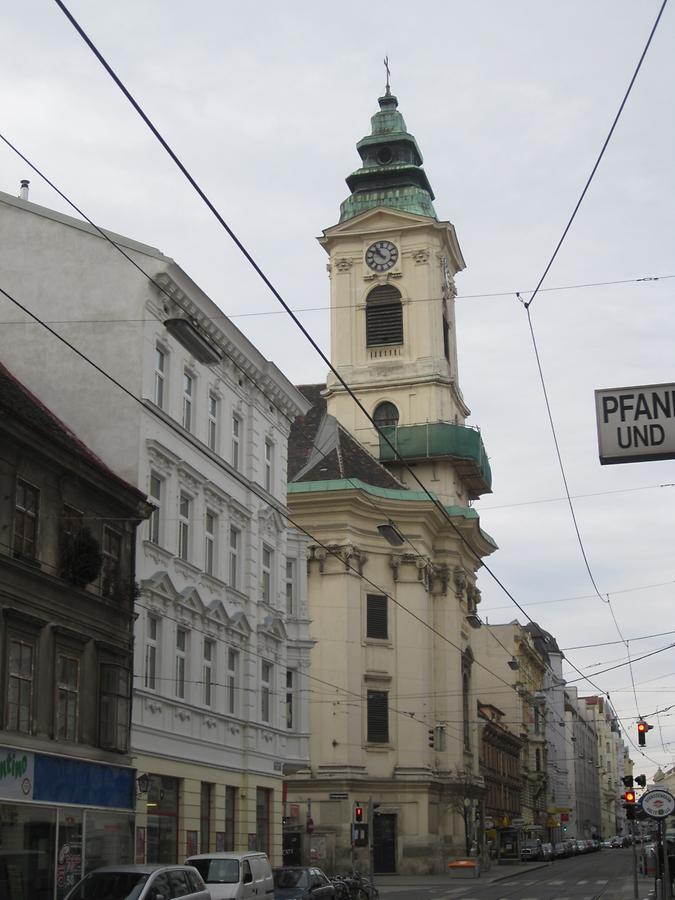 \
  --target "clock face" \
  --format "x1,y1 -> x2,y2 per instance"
365,240 -> 399,273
